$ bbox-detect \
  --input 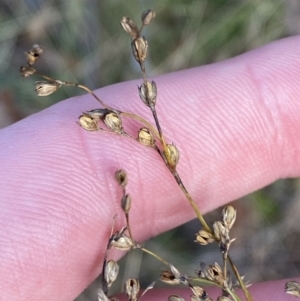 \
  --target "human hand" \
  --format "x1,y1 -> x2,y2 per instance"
1,36 -> 300,301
